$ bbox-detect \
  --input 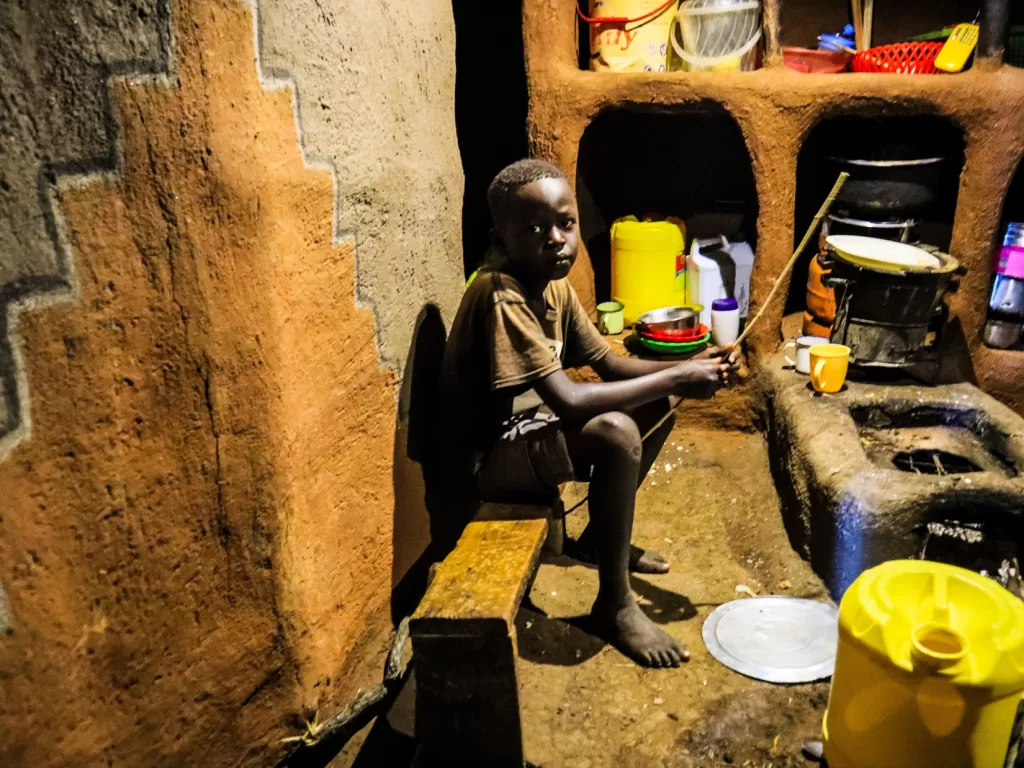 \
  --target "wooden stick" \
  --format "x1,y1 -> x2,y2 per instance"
851,0 -> 864,51
732,171 -> 849,350
639,172 -> 850,441
863,0 -> 874,50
